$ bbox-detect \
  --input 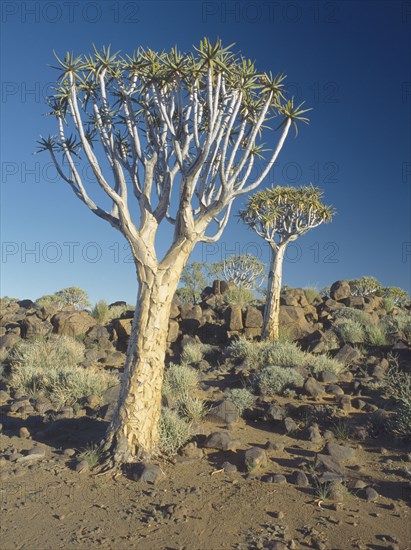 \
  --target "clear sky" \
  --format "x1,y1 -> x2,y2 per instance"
1,0 -> 410,305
